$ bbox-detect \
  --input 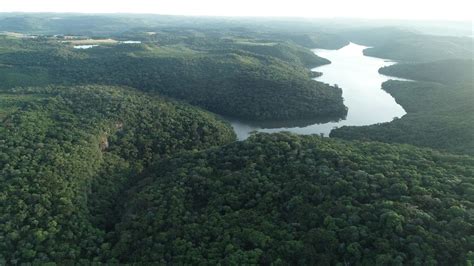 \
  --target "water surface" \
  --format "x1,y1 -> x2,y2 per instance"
74,45 -> 99,49
229,43 -> 407,140
120,41 -> 142,44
